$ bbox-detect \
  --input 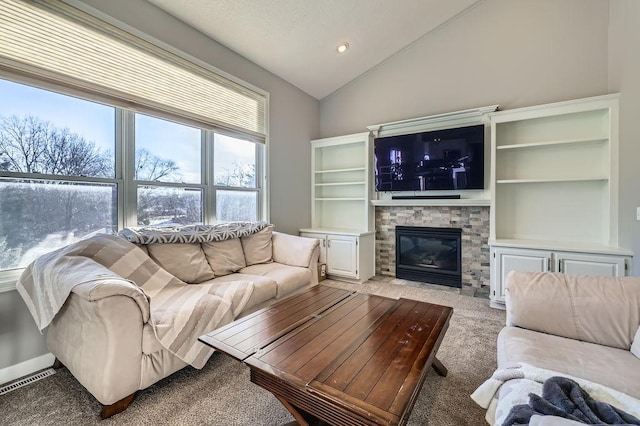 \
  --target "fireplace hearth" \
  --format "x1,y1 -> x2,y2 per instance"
395,226 -> 462,288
